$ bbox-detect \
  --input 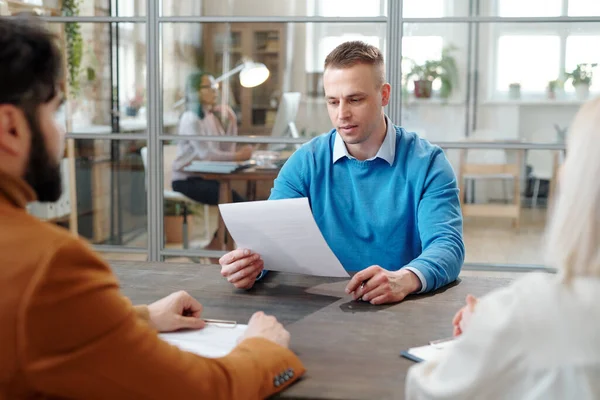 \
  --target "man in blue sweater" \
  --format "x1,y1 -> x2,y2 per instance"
220,41 -> 464,305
